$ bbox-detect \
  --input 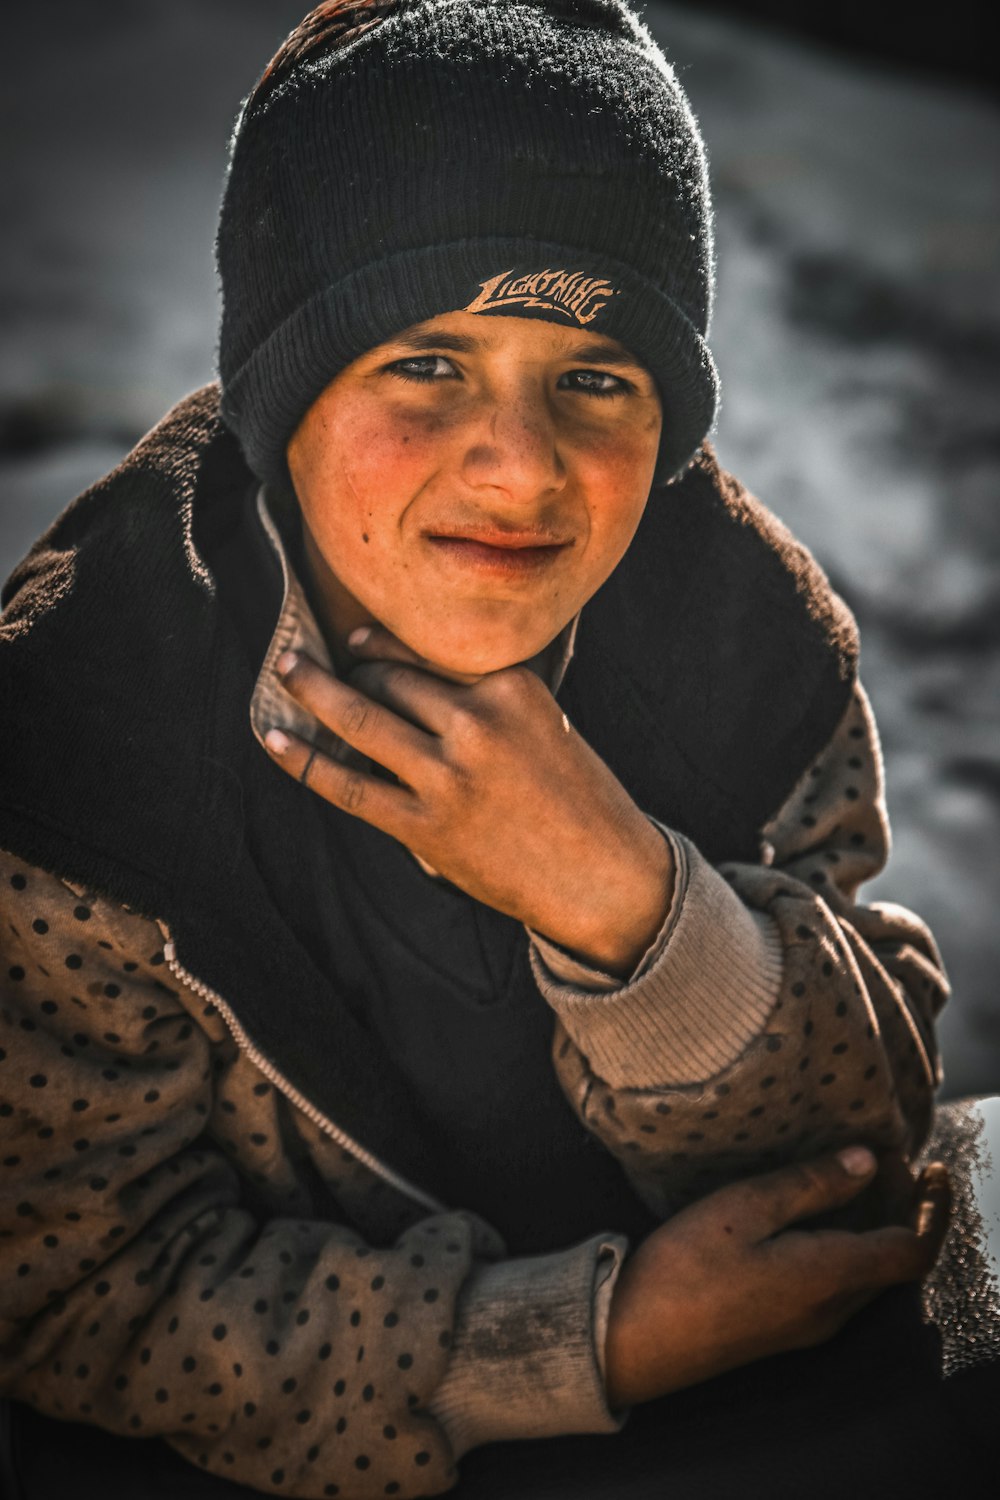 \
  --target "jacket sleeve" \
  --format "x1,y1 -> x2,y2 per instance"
0,849 -> 625,1499
530,679 -> 949,1216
